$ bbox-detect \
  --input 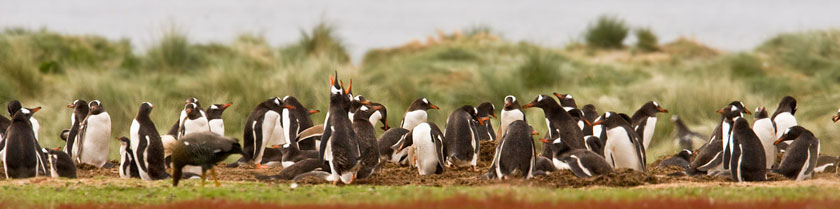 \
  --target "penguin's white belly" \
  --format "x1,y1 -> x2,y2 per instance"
129,120 -> 151,180
119,144 -> 130,178
605,128 -> 643,171
183,118 -> 209,136
753,118 -> 777,169
642,117 -> 657,150
80,113 -> 111,167
369,111 -> 382,127
499,110 -> 524,137
413,124 -> 438,175
773,113 -> 797,144
721,122 -> 732,156
401,110 -> 427,130
30,118 -> 39,141
282,109 -> 293,145
208,119 -> 224,136
254,111 -> 280,163
593,125 -> 603,137
390,147 -> 409,164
